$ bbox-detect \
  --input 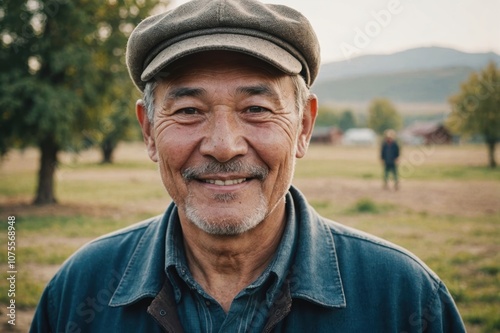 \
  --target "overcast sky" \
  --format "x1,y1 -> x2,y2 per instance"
170,0 -> 500,64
